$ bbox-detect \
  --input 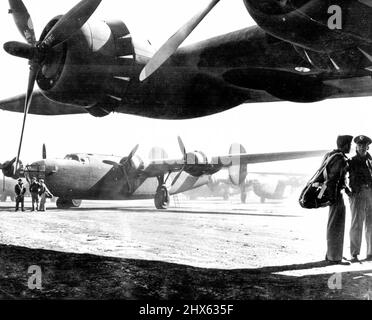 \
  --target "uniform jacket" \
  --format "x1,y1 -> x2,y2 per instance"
324,149 -> 348,202
15,184 -> 26,197
29,182 -> 40,193
348,152 -> 372,194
